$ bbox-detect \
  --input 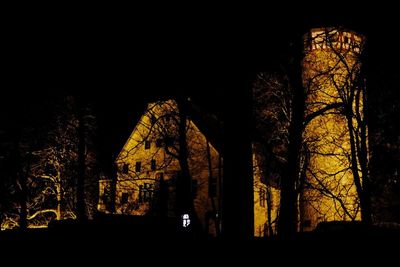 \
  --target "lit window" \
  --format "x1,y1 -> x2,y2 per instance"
182,214 -> 191,228
139,183 -> 154,203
